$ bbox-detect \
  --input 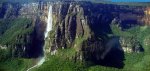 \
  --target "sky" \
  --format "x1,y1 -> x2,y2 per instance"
111,0 -> 150,2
